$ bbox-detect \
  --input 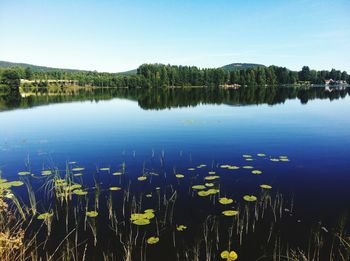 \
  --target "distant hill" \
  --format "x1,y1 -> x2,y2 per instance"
0,60 -> 137,75
1,60 -> 265,75
221,63 -> 265,71
116,69 -> 137,75
0,60 -> 89,73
